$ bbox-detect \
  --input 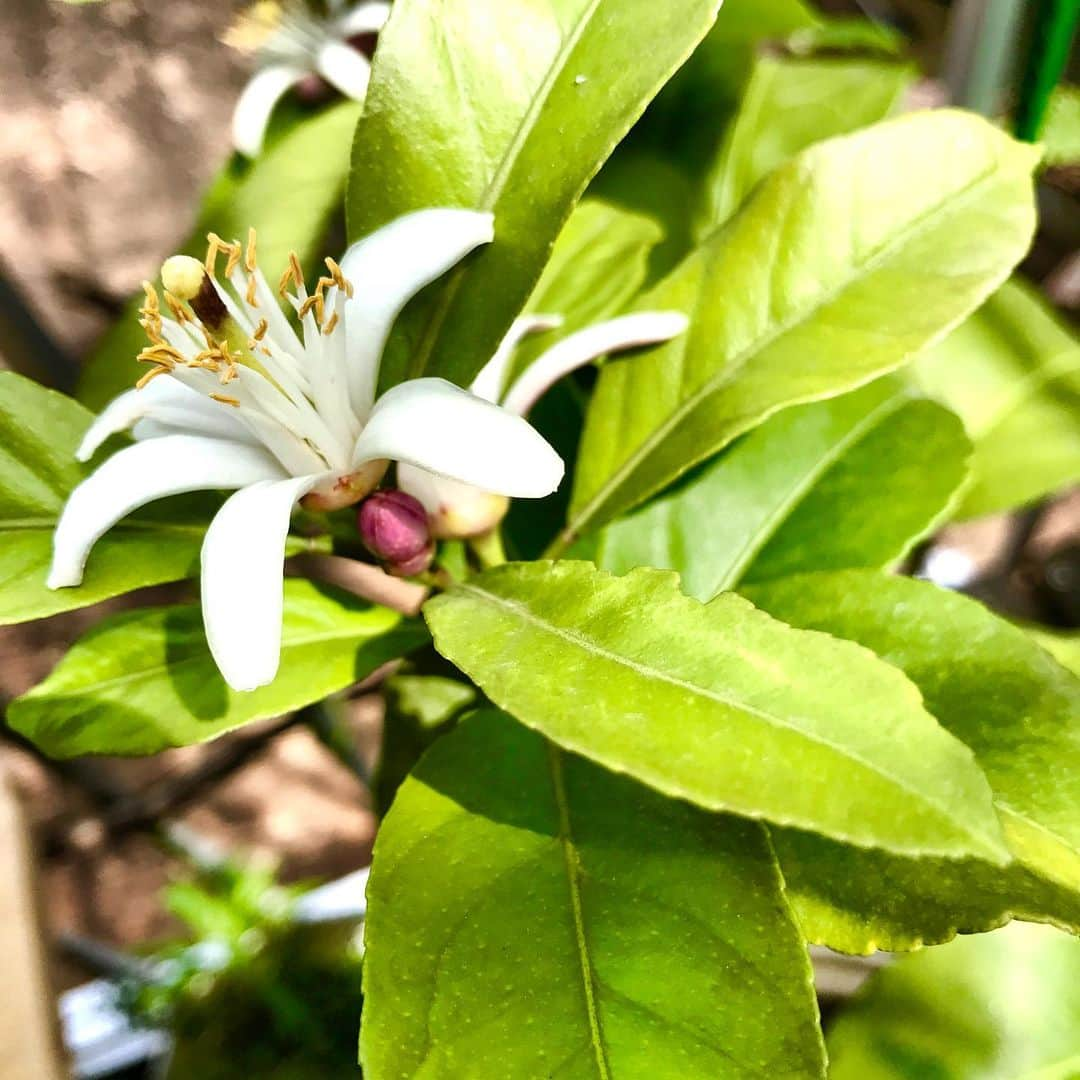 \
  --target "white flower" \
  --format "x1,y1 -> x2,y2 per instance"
227,0 -> 391,158
398,311 -> 689,538
48,208 -> 564,692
